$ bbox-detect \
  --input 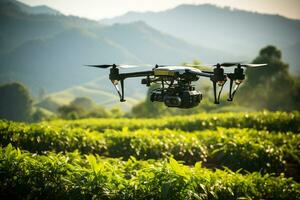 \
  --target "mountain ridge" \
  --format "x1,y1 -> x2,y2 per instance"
100,4 -> 300,74
0,0 -> 61,15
